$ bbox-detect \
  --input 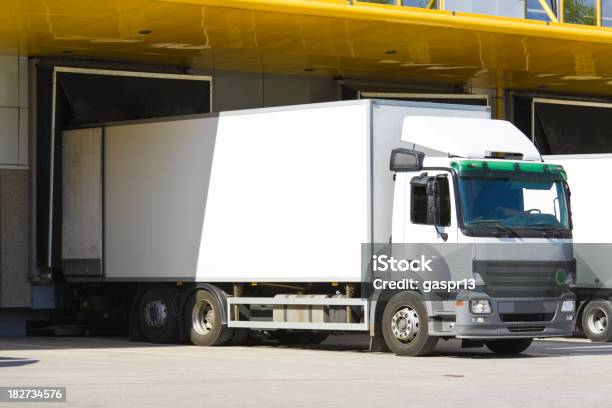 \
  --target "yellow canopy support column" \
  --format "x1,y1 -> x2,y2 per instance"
596,0 -> 602,26
537,0 -> 558,22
